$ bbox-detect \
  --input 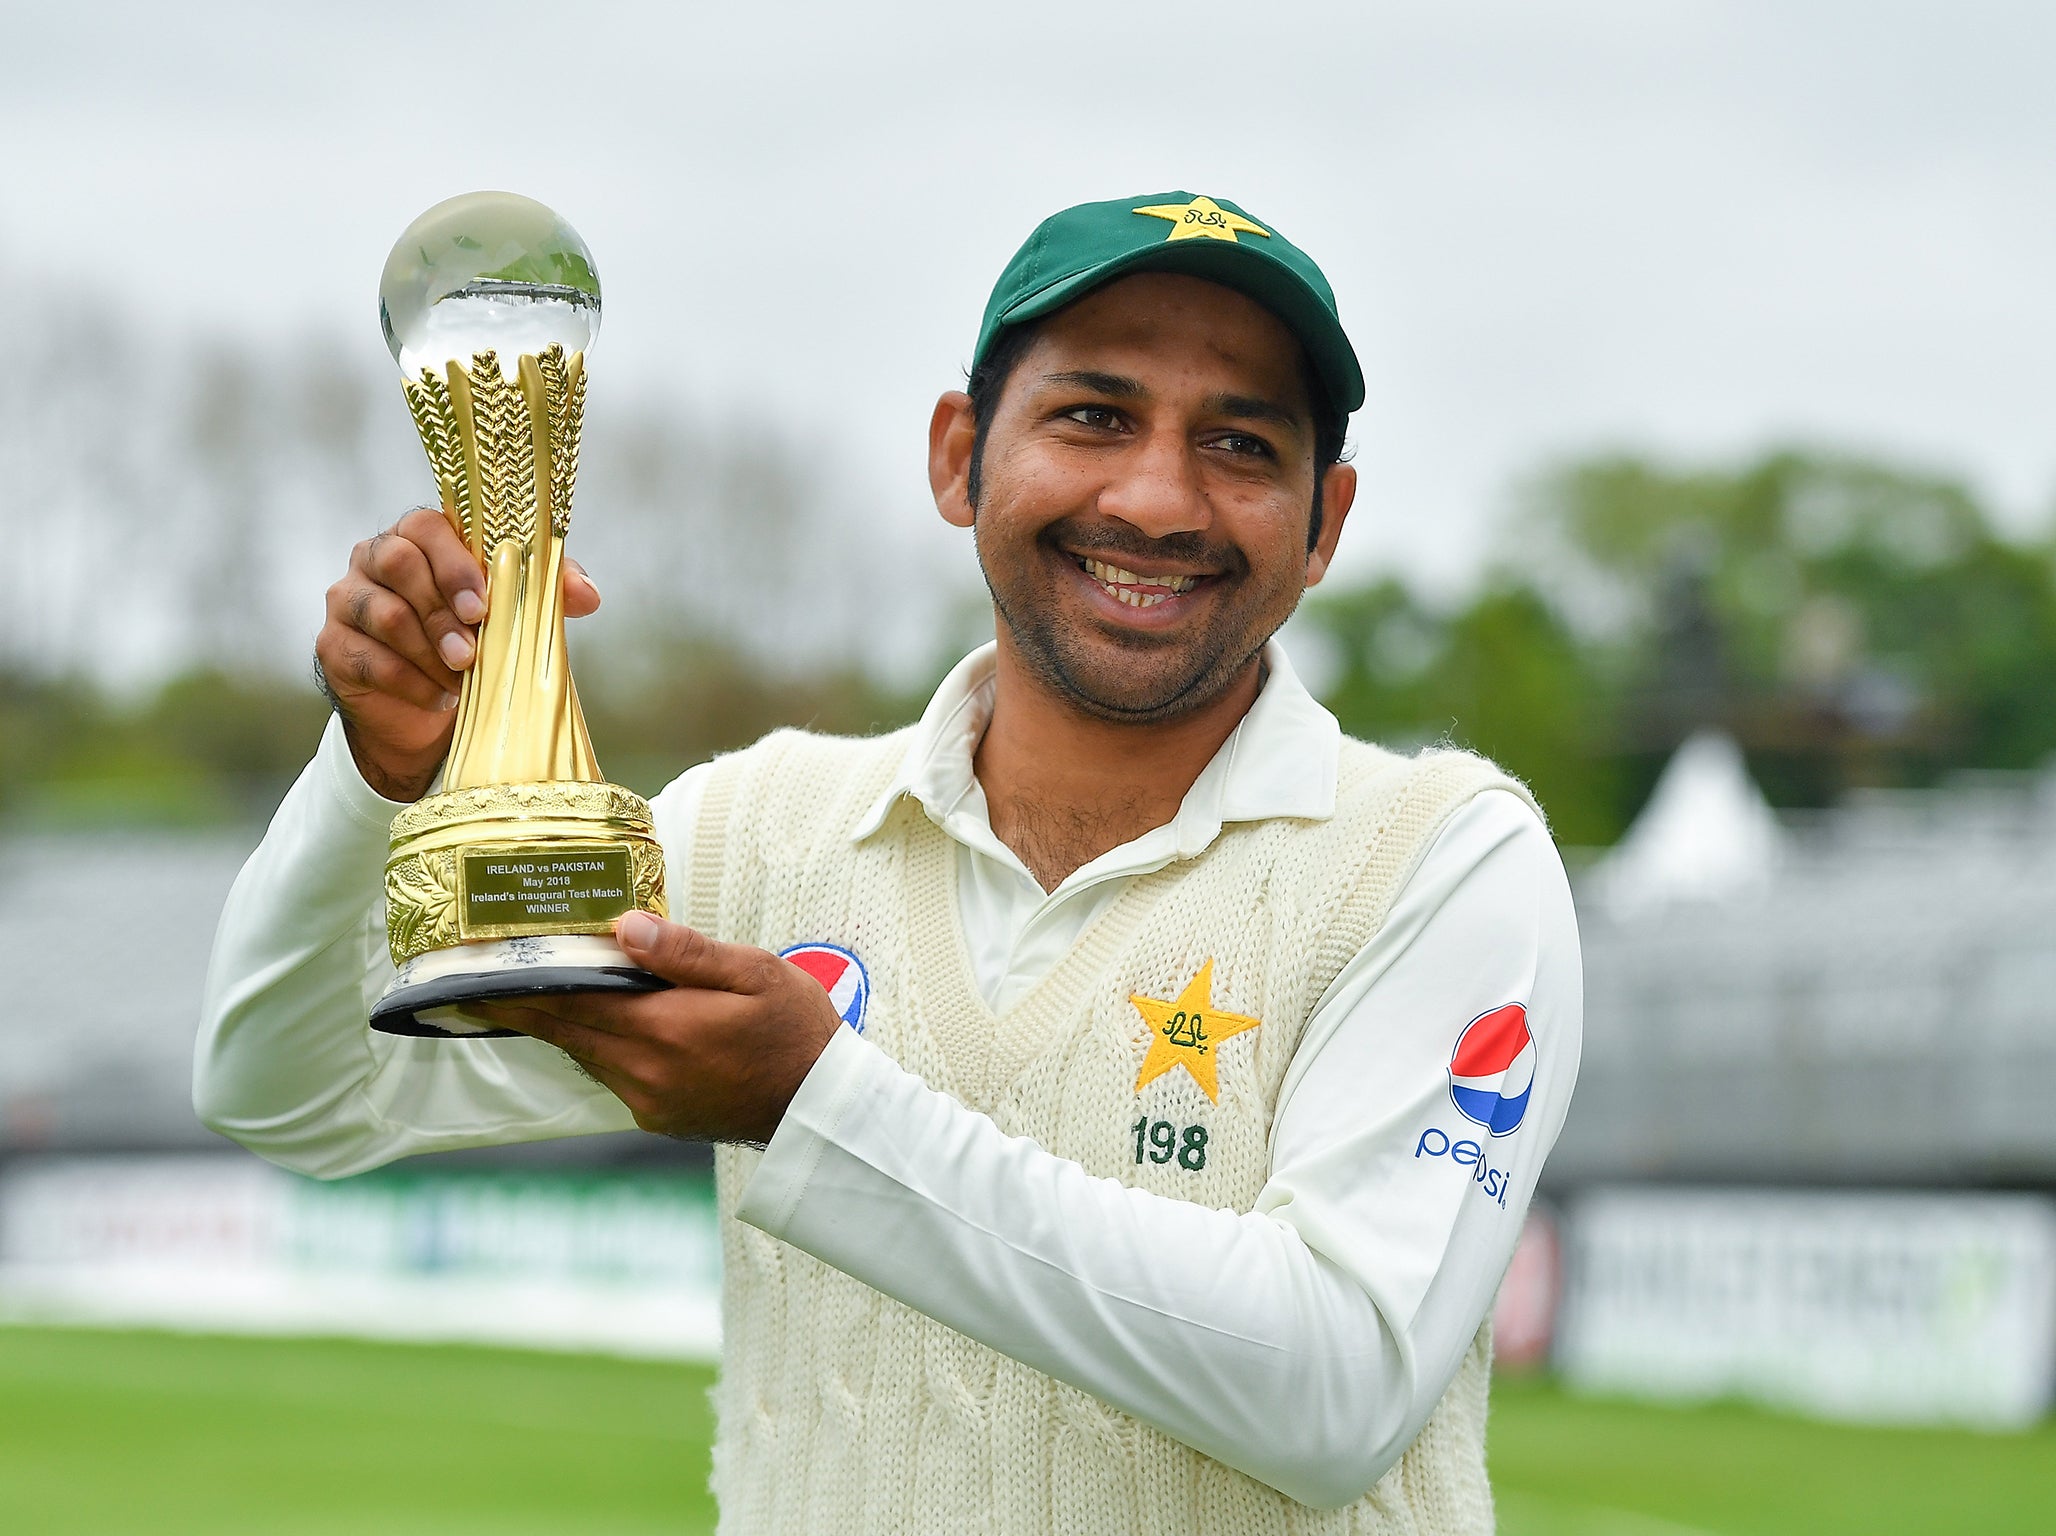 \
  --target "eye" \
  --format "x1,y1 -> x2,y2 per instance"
1212,431 -> 1276,459
1062,404 -> 1125,431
